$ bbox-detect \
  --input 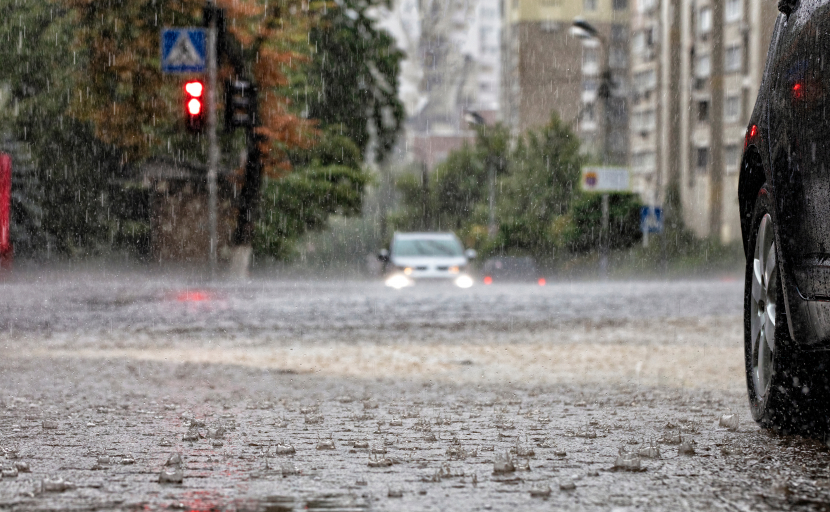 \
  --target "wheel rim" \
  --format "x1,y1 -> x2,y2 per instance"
751,213 -> 777,400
